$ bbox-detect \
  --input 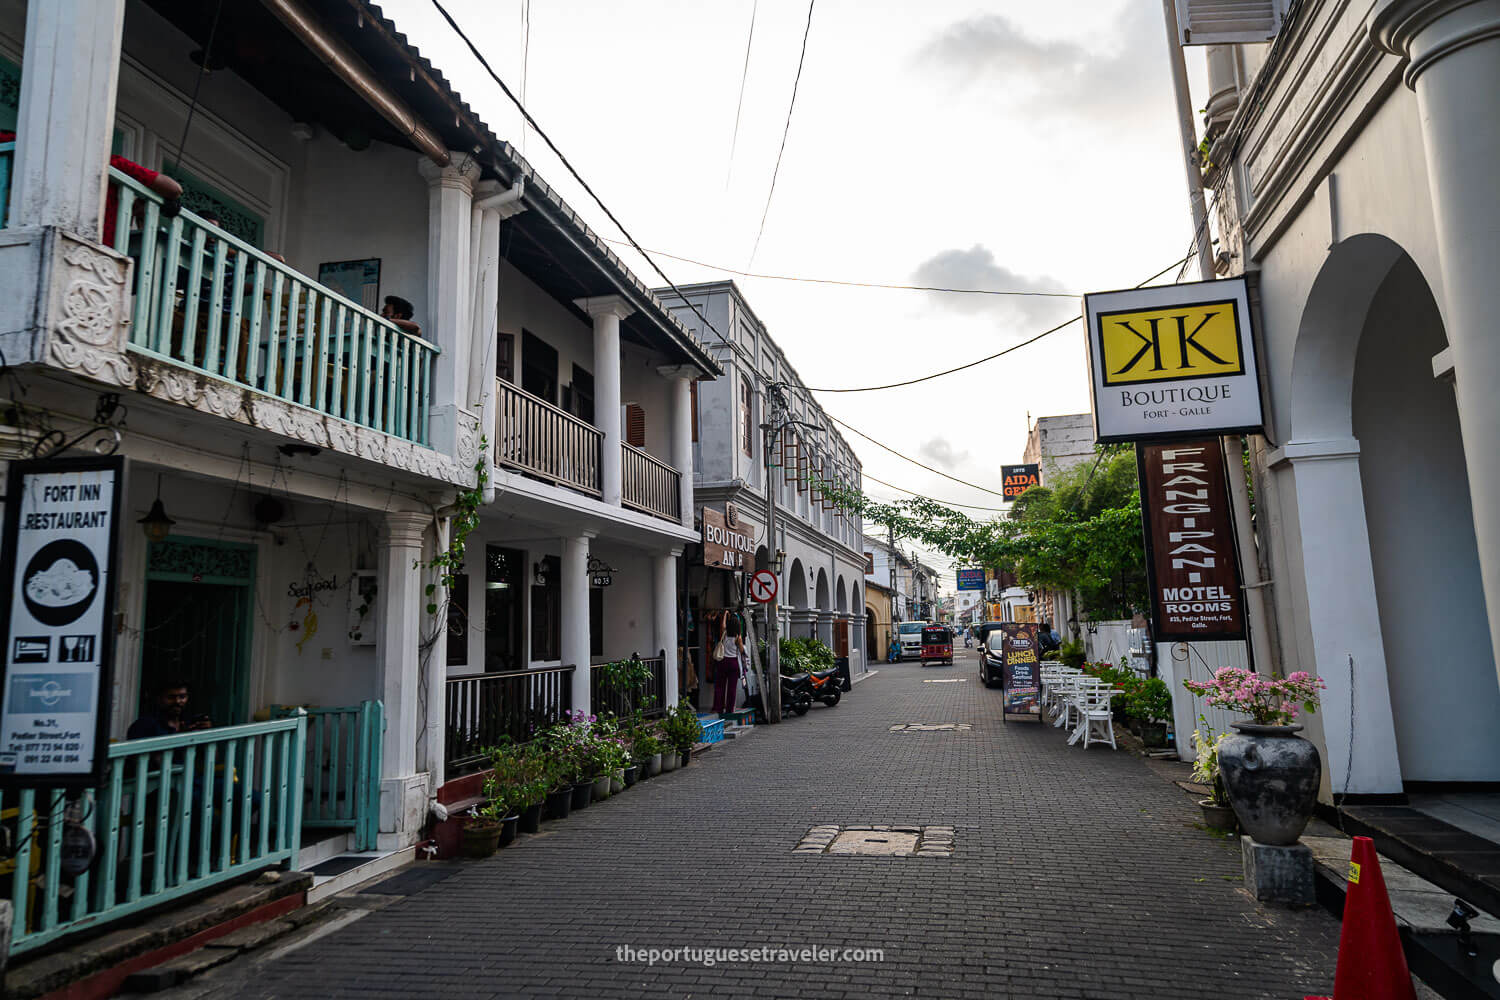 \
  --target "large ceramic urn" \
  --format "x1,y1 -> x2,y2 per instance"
1216,723 -> 1321,845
